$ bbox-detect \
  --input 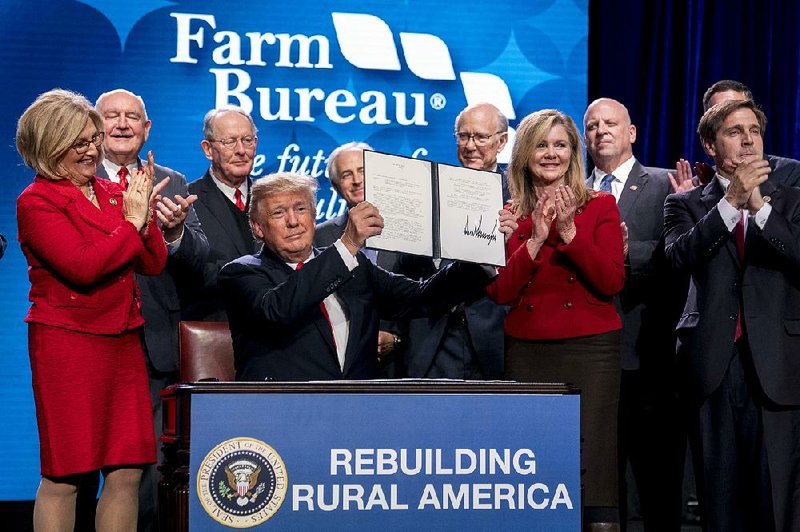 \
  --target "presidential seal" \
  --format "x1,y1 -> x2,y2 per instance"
196,437 -> 288,528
